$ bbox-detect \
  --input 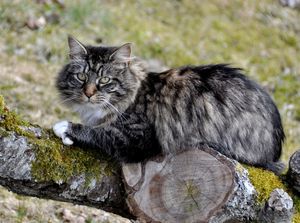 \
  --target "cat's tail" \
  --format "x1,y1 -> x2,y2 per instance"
264,161 -> 286,175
